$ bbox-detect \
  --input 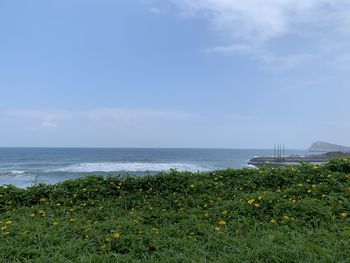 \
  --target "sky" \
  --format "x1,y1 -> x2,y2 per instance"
1,0 -> 350,148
